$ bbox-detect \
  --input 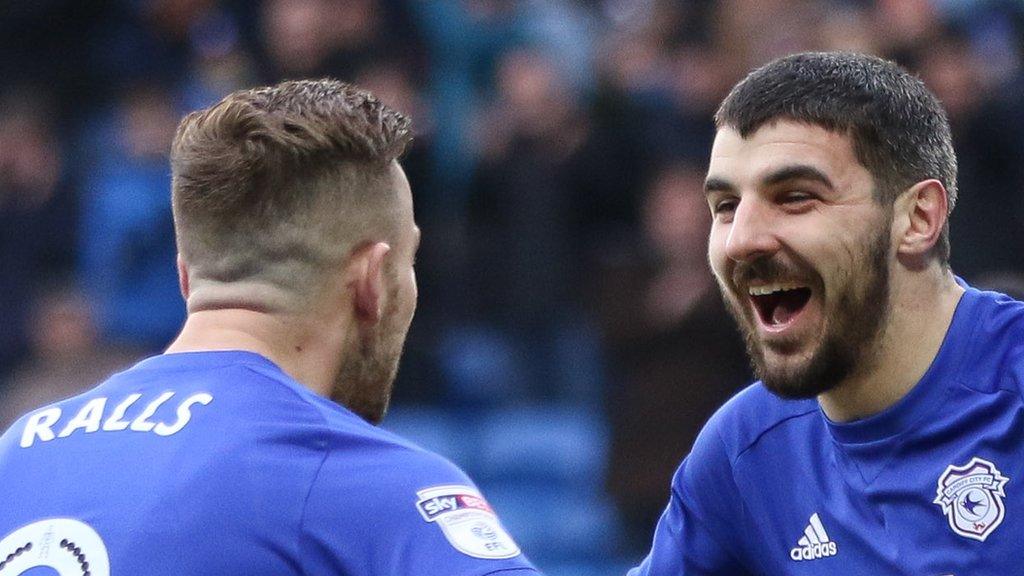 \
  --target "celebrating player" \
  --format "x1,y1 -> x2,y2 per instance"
0,79 -> 538,576
632,52 -> 1024,574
